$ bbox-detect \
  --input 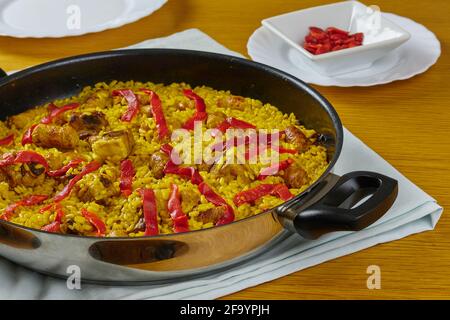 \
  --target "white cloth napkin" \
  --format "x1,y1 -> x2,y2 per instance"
0,29 -> 442,300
